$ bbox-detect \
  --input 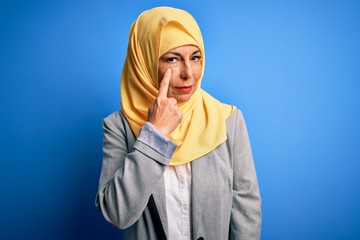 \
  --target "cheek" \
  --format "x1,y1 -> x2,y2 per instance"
166,66 -> 181,85
194,64 -> 202,83
157,63 -> 181,85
